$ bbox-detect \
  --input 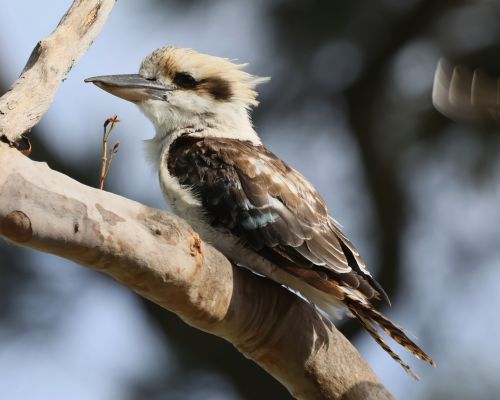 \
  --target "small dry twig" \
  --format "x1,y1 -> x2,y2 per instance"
99,115 -> 121,190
